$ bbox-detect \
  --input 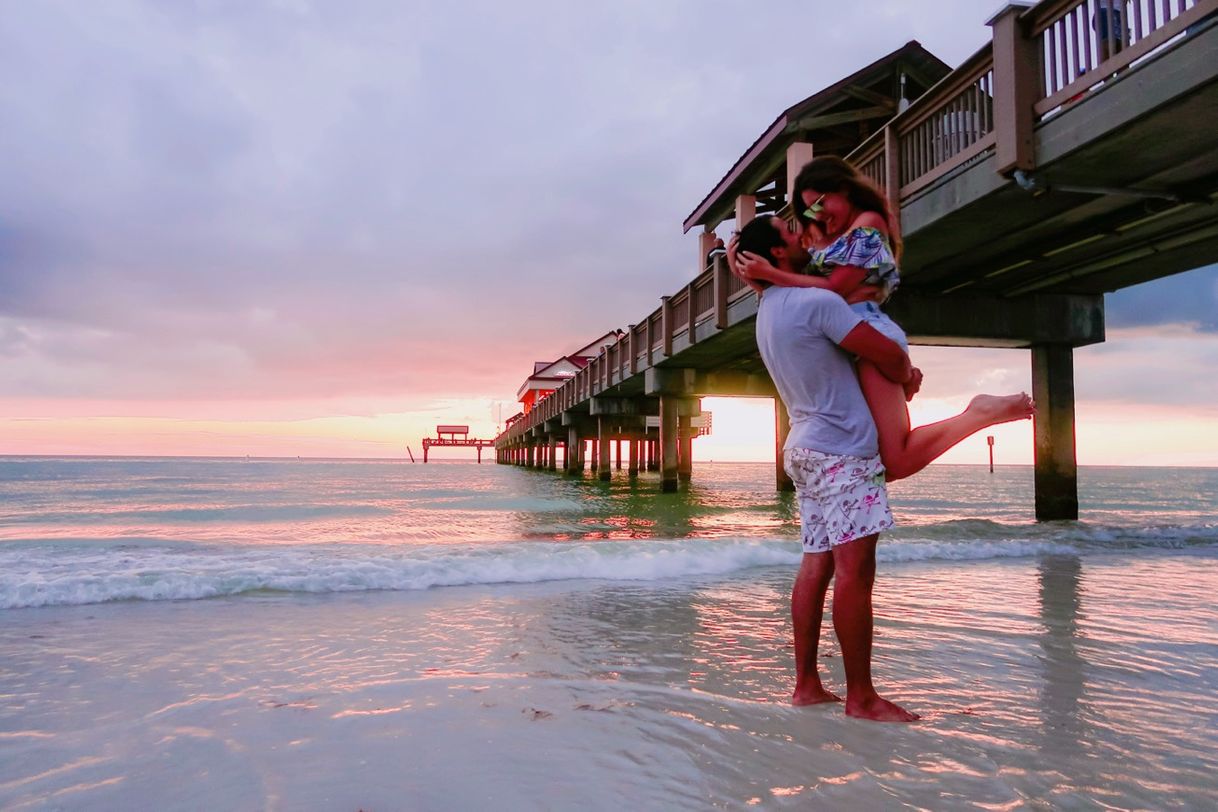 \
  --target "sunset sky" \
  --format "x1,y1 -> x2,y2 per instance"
2,1 -> 1216,465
